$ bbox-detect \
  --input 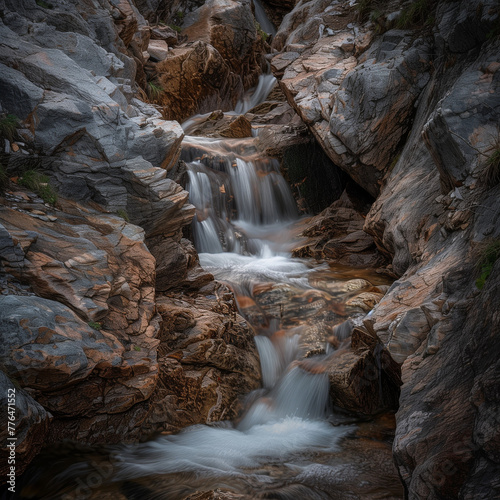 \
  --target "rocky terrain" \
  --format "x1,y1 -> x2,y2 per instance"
0,0 -> 499,498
